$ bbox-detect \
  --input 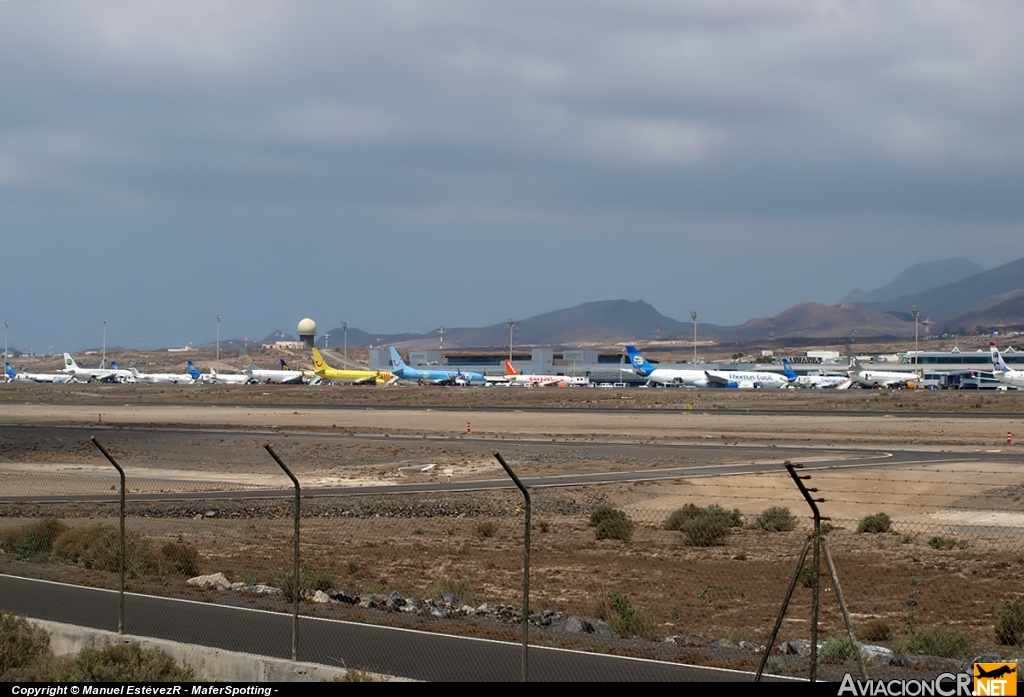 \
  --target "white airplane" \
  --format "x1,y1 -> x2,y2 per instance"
503,360 -> 589,387
129,364 -> 198,384
240,354 -> 309,385
178,360 -> 251,385
990,342 -> 1024,388
62,353 -> 135,383
845,347 -> 918,388
624,346 -> 711,386
5,362 -> 73,383
702,367 -> 794,389
788,361 -> 852,389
